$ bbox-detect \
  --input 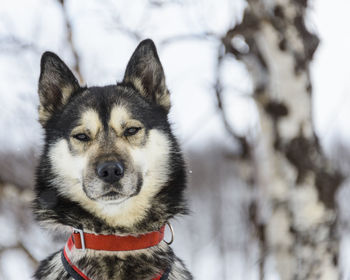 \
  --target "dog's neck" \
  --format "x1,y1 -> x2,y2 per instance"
36,192 -> 177,235
63,234 -> 172,280
55,209 -> 174,279
62,208 -> 170,276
